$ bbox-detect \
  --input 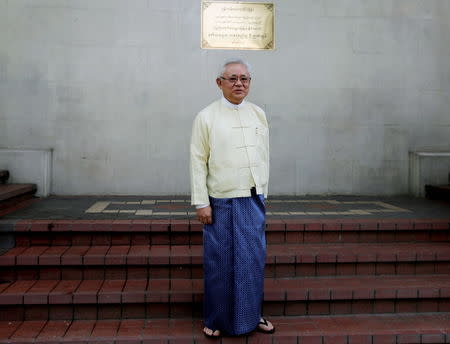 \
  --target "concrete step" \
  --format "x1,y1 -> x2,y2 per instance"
0,184 -> 37,211
0,275 -> 449,320
0,314 -> 449,343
